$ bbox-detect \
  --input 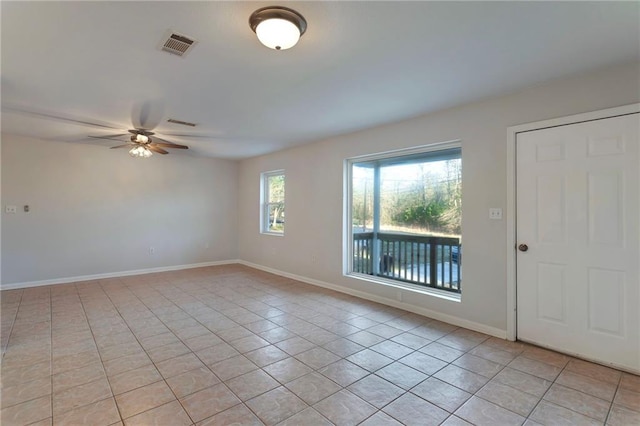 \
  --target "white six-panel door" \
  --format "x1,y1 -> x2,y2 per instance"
516,113 -> 639,372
